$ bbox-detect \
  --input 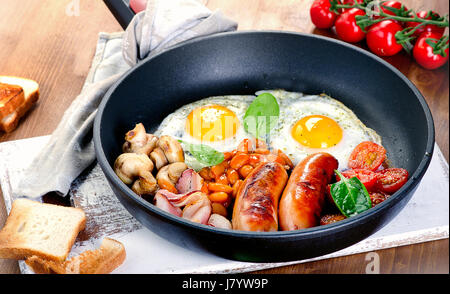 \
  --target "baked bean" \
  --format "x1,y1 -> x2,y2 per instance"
211,202 -> 228,217
199,167 -> 212,181
232,179 -> 243,198
229,152 -> 250,170
239,164 -> 254,178
208,182 -> 233,194
223,151 -> 234,161
209,192 -> 229,203
211,162 -> 226,178
216,173 -> 229,185
226,168 -> 239,185
249,154 -> 262,167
